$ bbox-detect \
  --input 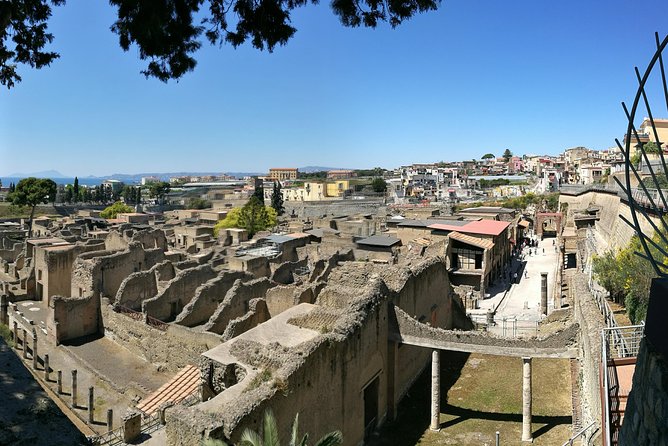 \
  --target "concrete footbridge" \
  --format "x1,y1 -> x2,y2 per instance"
389,305 -> 578,442
389,305 -> 578,359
